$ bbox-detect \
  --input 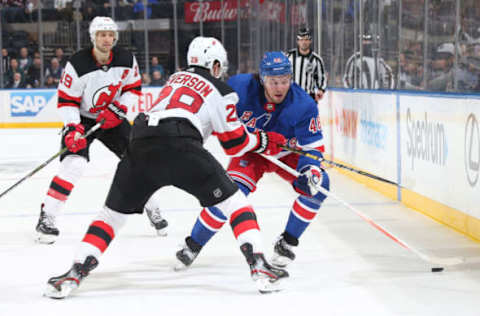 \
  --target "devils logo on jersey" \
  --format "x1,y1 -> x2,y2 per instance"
90,82 -> 122,113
